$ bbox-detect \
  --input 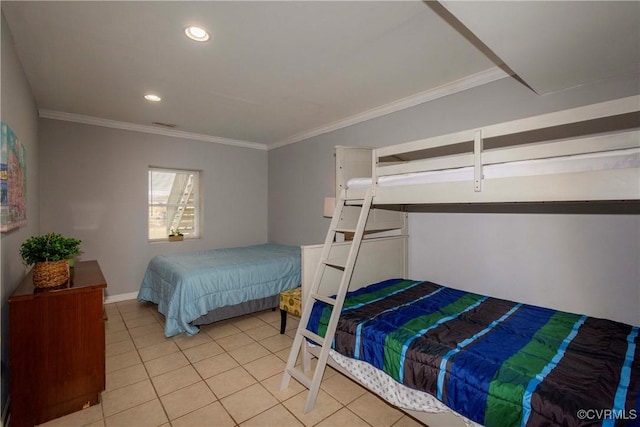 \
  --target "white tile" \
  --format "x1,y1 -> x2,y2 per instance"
106,350 -> 141,374
105,399 -> 168,427
160,381 -> 216,420
182,341 -> 225,363
124,315 -> 159,329
316,407 -> 370,427
283,389 -> 342,427
259,333 -> 293,353
173,331 -> 213,350
233,316 -> 267,331
347,393 -> 403,427
128,323 -> 165,339
216,332 -> 256,352
151,365 -> 202,396
228,342 -> 271,365
243,354 -> 285,381
321,372 -> 367,404
220,383 -> 278,424
172,402 -> 235,427
102,379 -> 157,417
193,352 -> 239,379
106,363 -> 148,391
203,322 -> 242,340
261,372 -> 305,402
244,324 -> 280,341
205,366 -> 257,398
106,339 -> 135,357
138,340 -> 180,362
105,330 -> 130,346
144,351 -> 190,378
240,404 -> 303,427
